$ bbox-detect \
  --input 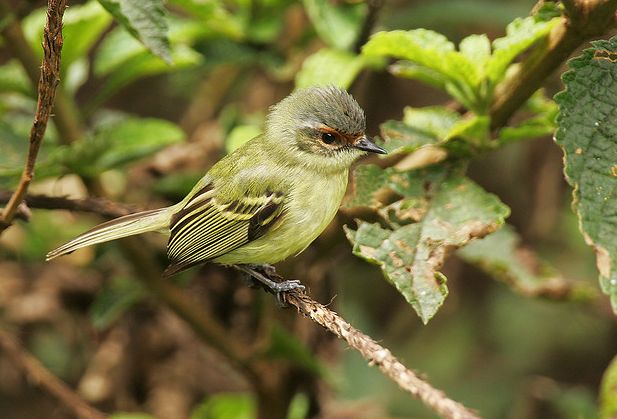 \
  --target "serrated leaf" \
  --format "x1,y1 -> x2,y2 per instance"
295,49 -> 365,90
554,35 -> 617,312
98,0 -> 171,63
600,355 -> 617,419
458,225 -> 593,300
90,277 -> 145,329
487,15 -> 558,83
379,120 -> 441,155
303,0 -> 365,50
459,34 -> 491,69
345,170 -> 509,323
345,164 -> 446,210
363,30 -> 480,108
389,61 -> 448,90
344,164 -> 390,209
403,106 -> 462,139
